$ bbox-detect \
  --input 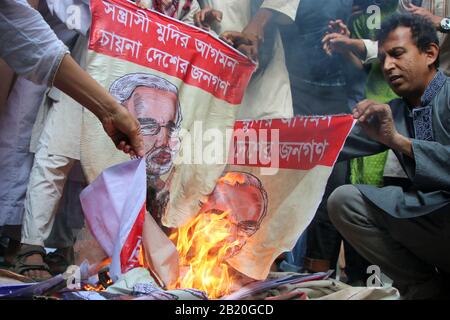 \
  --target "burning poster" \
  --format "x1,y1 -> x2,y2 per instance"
79,0 -> 356,299
80,159 -> 148,281
80,0 -> 256,227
